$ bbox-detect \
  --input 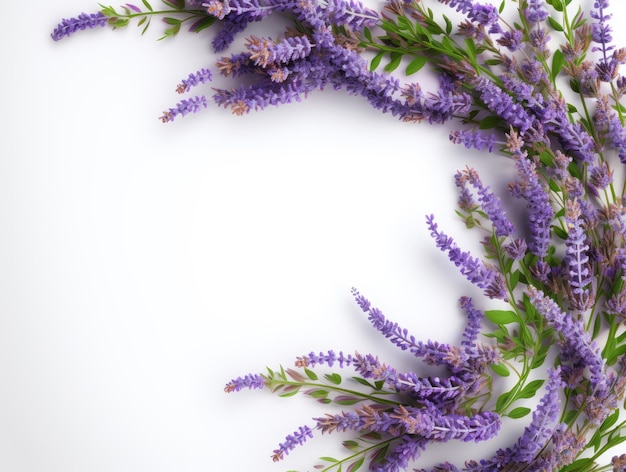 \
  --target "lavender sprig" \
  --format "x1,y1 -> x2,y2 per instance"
51,0 -> 626,470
